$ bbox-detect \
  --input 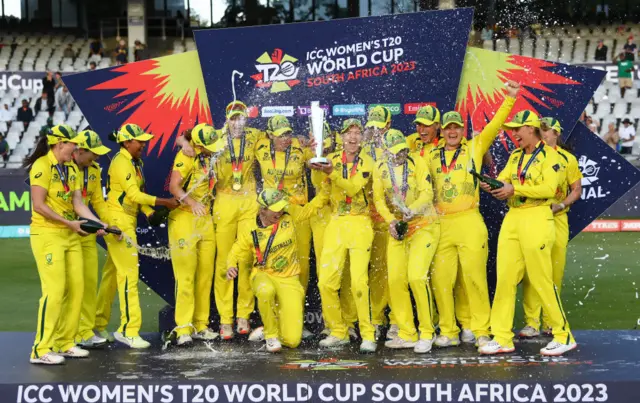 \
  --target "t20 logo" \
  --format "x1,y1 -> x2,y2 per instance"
251,49 -> 301,93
